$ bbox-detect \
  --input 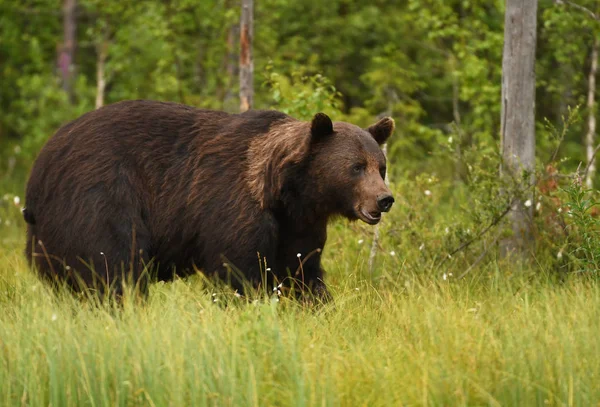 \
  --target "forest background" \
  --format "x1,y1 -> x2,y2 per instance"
1,1 -> 600,405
